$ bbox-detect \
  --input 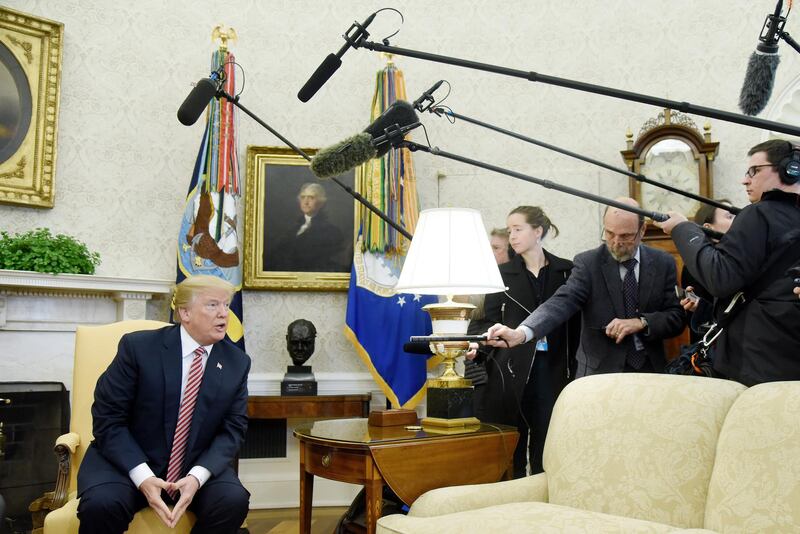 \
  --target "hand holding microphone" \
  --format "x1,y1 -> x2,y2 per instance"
653,211 -> 689,235
483,324 -> 526,349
